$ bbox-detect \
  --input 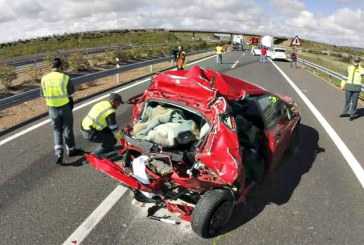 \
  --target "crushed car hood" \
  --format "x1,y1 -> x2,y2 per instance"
147,66 -> 265,110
